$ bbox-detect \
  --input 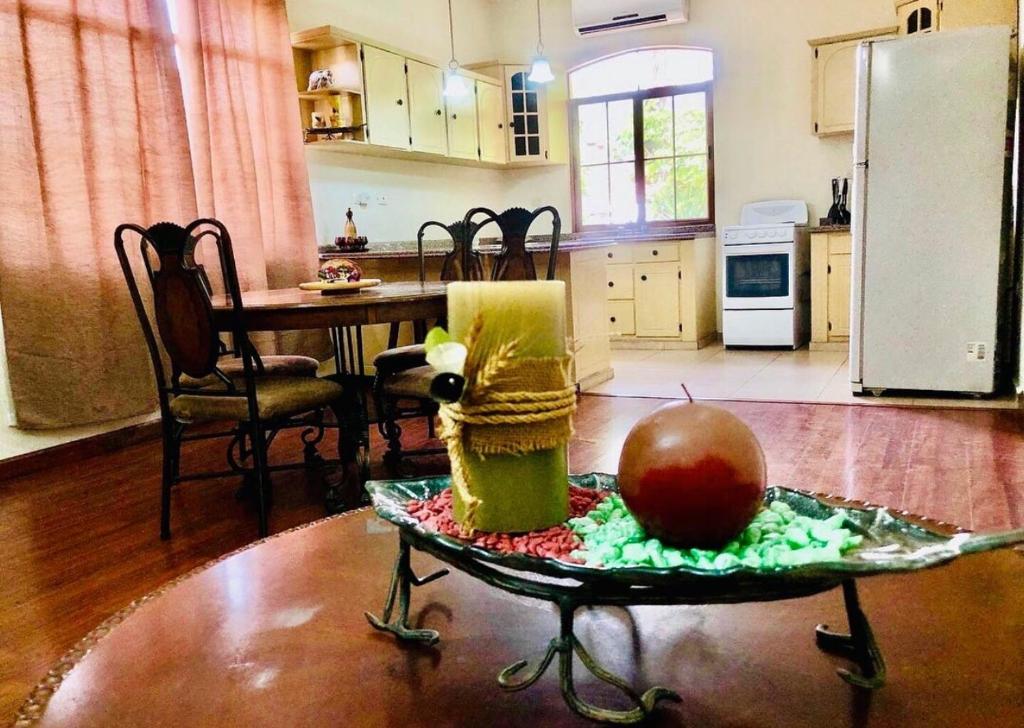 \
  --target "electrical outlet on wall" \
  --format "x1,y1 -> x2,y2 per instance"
966,342 -> 988,362
376,194 -> 389,206
352,191 -> 370,208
